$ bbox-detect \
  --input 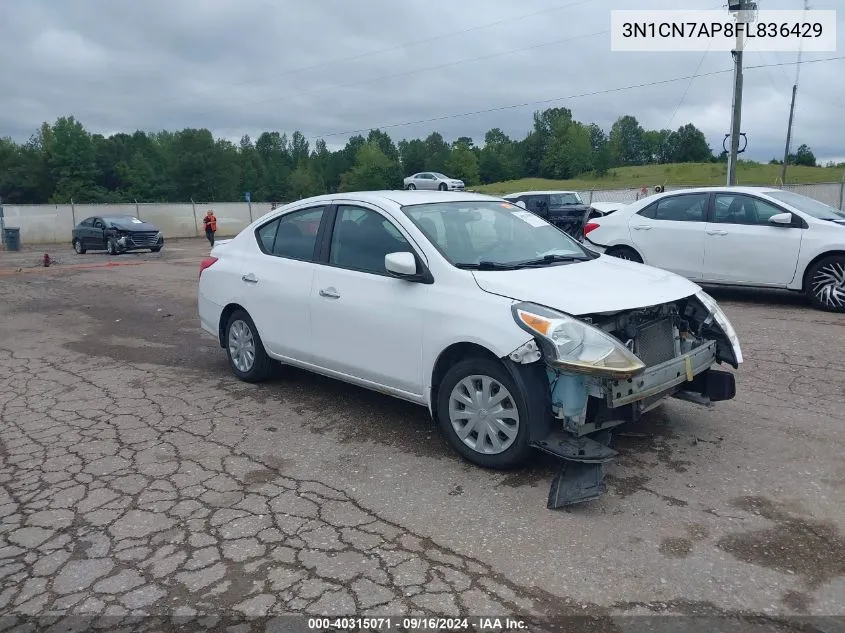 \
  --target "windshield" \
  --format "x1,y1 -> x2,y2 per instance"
550,192 -> 583,206
103,215 -> 144,224
401,200 -> 590,269
764,190 -> 845,221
